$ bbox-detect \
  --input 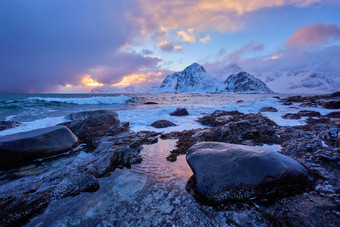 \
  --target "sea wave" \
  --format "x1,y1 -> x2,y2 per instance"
27,95 -> 132,105
0,116 -> 67,137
